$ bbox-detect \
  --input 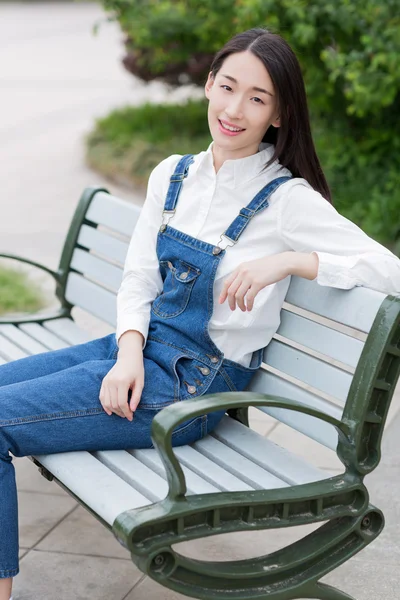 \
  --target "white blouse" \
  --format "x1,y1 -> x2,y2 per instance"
117,142 -> 400,367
